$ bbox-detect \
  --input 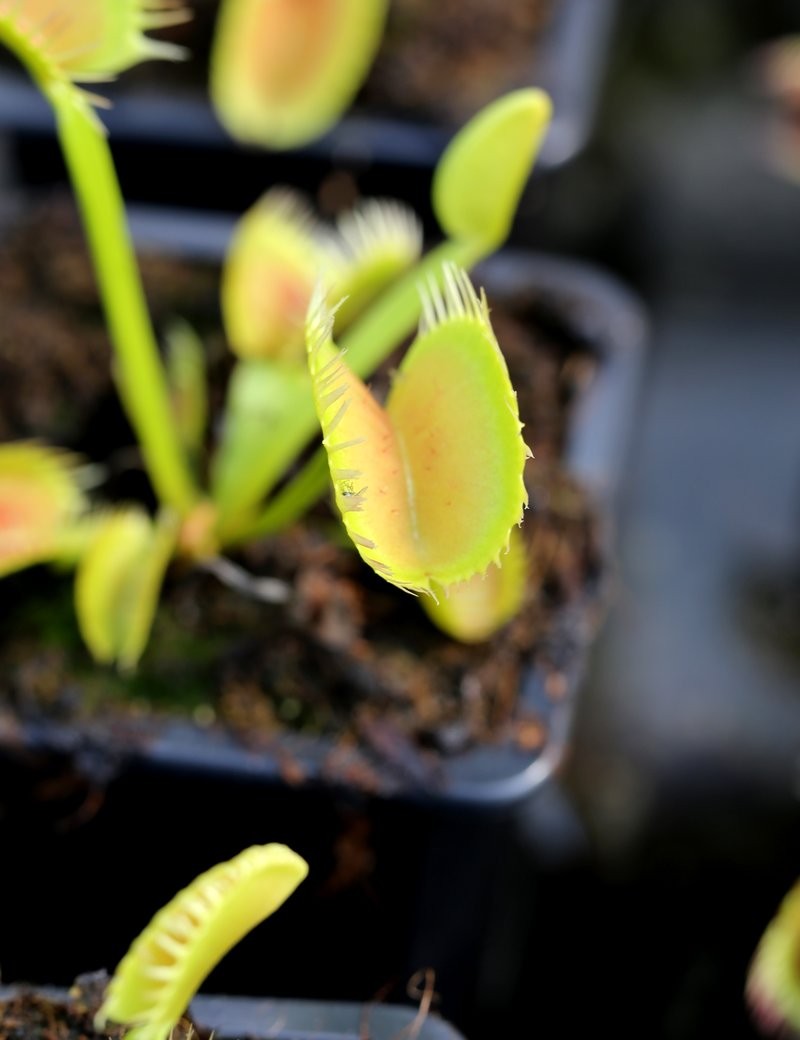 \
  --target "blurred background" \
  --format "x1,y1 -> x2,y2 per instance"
532,2 -> 800,1037
0,1 -> 800,1038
